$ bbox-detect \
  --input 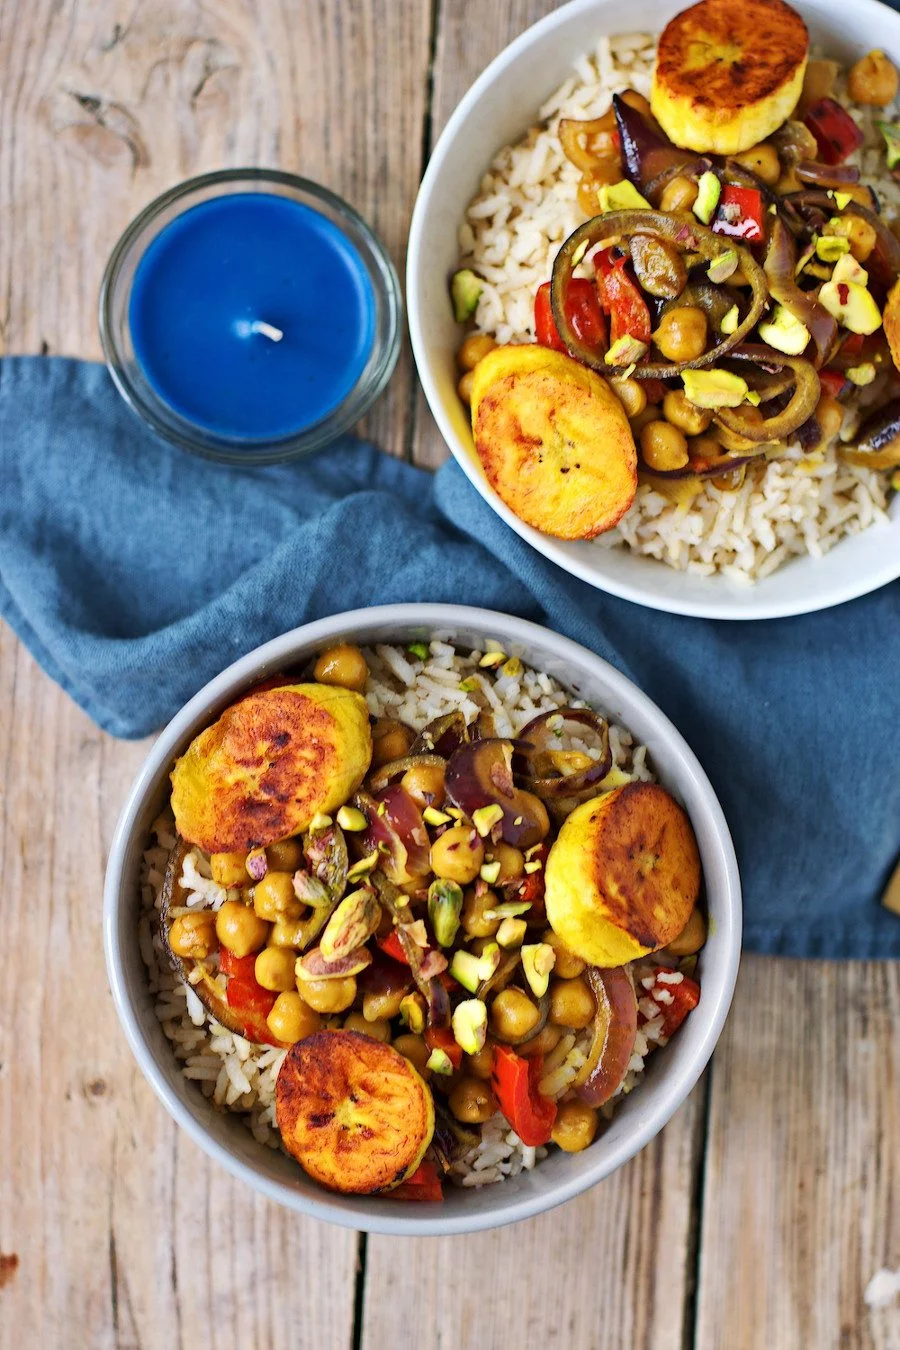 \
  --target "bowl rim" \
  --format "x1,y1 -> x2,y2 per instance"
406,0 -> 900,621
103,603 -> 742,1235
